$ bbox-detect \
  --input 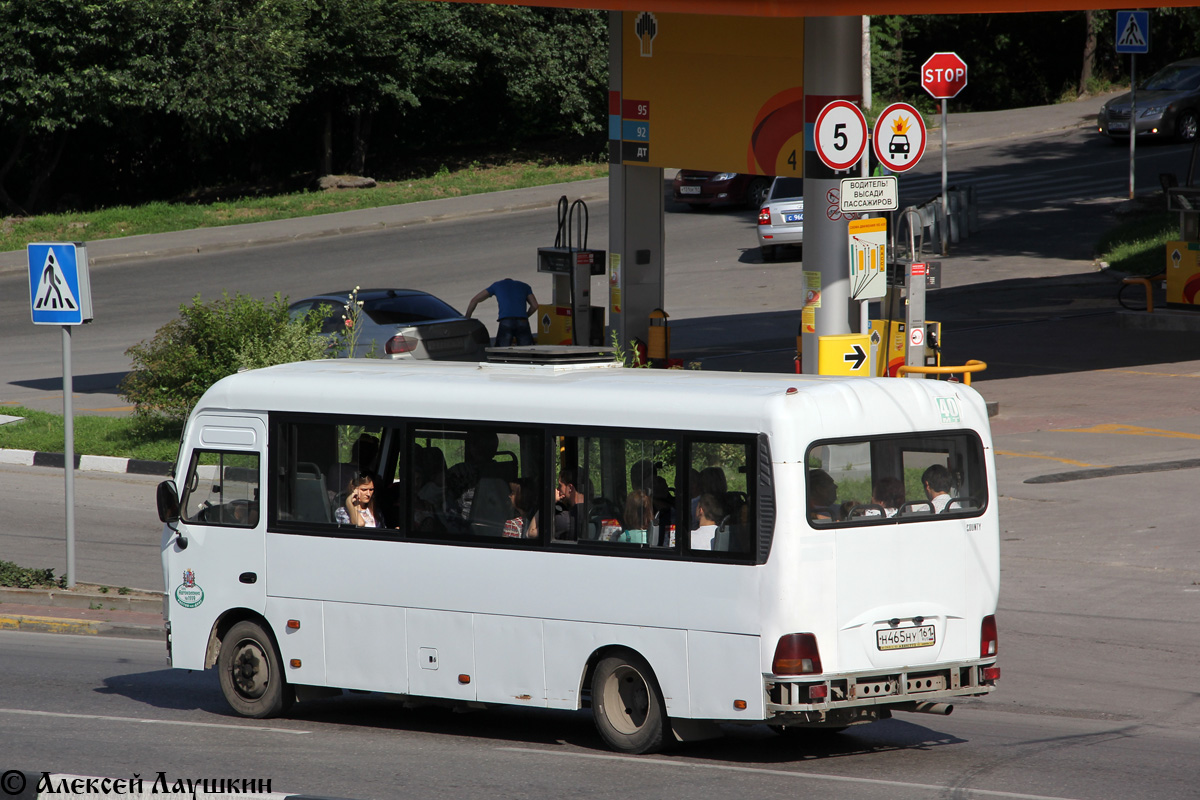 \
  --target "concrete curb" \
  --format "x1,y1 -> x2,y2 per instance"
0,613 -> 163,640
0,448 -> 172,475
0,586 -> 163,613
